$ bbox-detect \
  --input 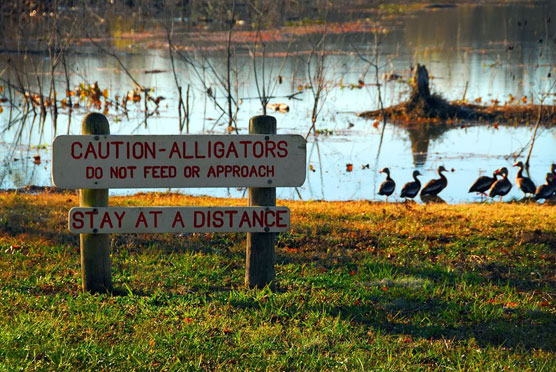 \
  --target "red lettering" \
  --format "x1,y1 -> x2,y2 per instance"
212,211 -> 224,228
132,143 -> 143,159
99,212 -> 113,229
184,166 -> 200,178
84,210 -> 96,228
98,143 -> 109,159
277,141 -> 288,157
264,211 -> 276,227
226,142 -> 239,158
144,166 -> 152,178
131,142 -> 156,159
252,210 -> 264,227
224,210 -> 238,228
85,142 -> 97,159
172,211 -> 184,228
114,211 -> 126,228
183,142 -> 191,159
265,141 -> 276,157
135,212 -> 148,228
112,141 -> 123,158
149,210 -> 162,228
71,142 -> 82,159
214,141 -> 225,158
253,141 -> 264,158
239,141 -> 252,157
239,211 -> 252,228
194,141 -> 205,158
194,211 -> 205,228
207,166 -> 217,178
169,142 -> 181,159
145,142 -> 155,159
276,210 -> 288,228
72,211 -> 84,229
142,166 -> 176,178
73,141 -> 129,160
144,166 -> 172,178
